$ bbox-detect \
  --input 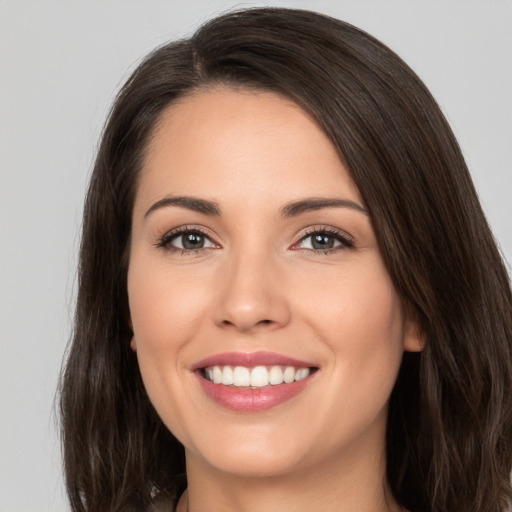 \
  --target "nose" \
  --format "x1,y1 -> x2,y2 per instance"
212,250 -> 291,334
